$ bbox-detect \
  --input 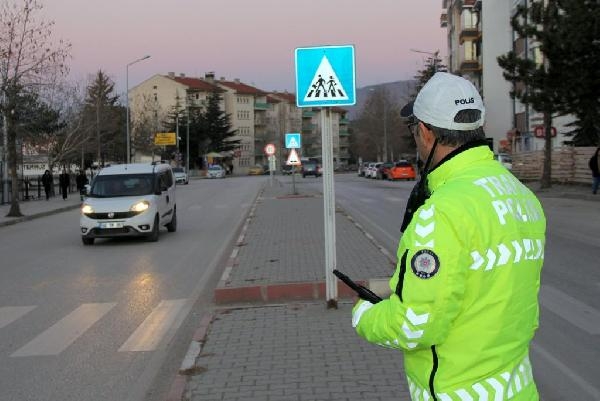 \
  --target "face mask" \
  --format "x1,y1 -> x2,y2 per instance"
400,139 -> 438,233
